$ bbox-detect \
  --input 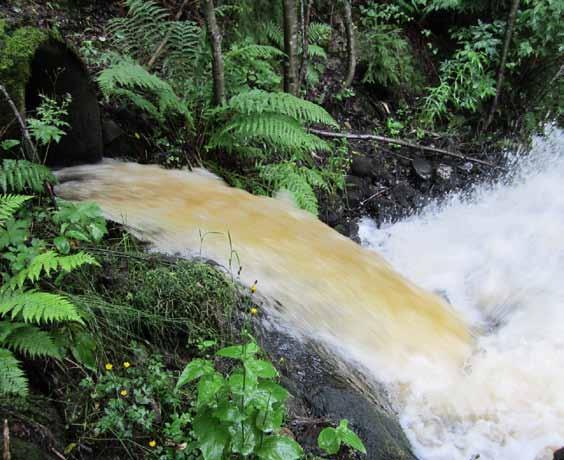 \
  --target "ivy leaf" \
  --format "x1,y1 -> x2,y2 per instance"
216,342 -> 260,360
176,359 -> 214,388
245,358 -> 278,379
197,372 -> 224,407
193,413 -> 229,460
257,435 -> 303,460
317,427 -> 340,455
337,419 -> 366,454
